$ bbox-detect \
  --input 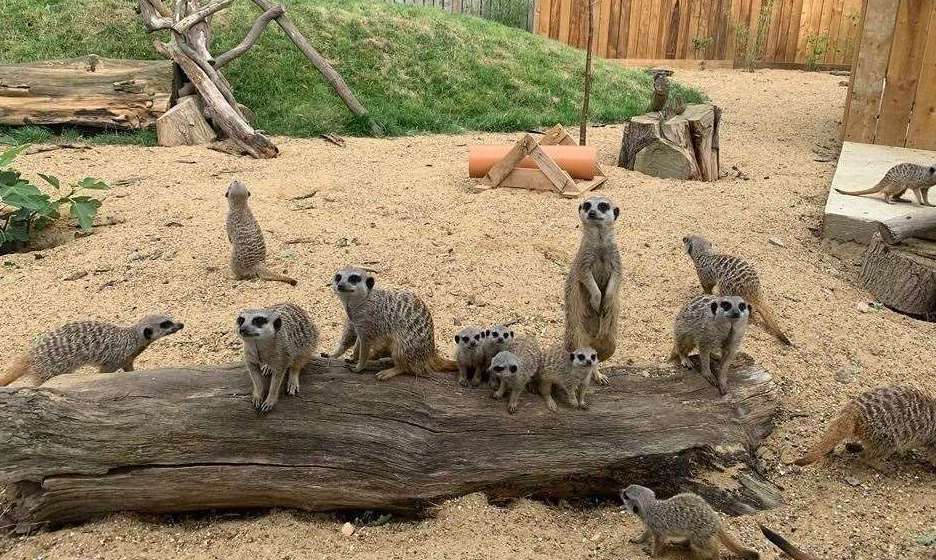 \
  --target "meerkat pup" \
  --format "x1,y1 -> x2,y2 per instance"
794,384 -> 936,470
564,195 -> 622,385
539,344 -> 598,411
621,485 -> 759,560
490,333 -> 543,414
1,315 -> 183,387
225,180 -> 297,286
670,295 -> 750,396
835,162 -> 936,206
454,326 -> 487,387
481,325 -> 514,388
682,235 -> 791,346
328,266 -> 457,380
236,303 -> 318,414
